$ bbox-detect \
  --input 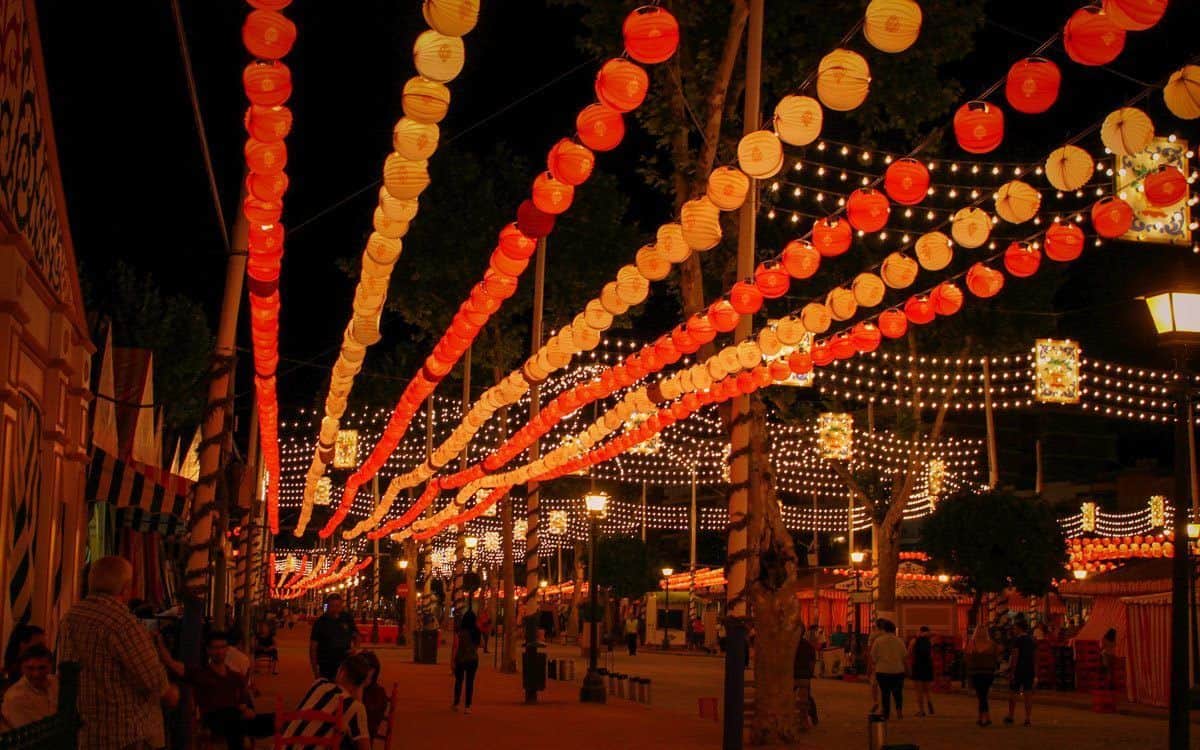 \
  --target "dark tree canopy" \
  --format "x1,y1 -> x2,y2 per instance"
595,535 -> 657,600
